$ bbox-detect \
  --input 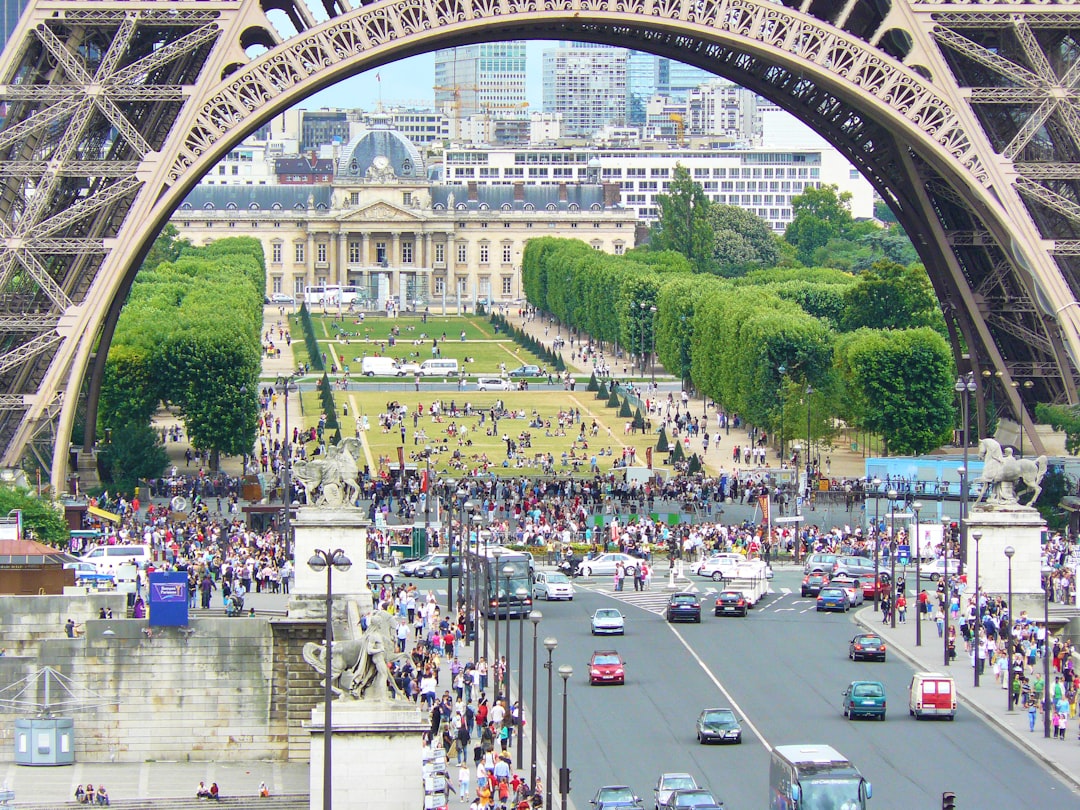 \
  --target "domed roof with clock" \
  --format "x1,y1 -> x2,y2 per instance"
337,115 -> 425,182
